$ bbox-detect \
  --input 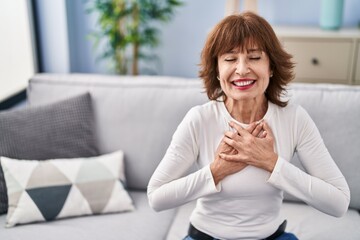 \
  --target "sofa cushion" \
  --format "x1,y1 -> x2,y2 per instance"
1,150 -> 134,227
0,93 -> 99,215
285,83 -> 360,210
166,201 -> 195,240
27,74 -> 208,190
280,202 -> 360,240
0,191 -> 176,240
165,201 -> 360,240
